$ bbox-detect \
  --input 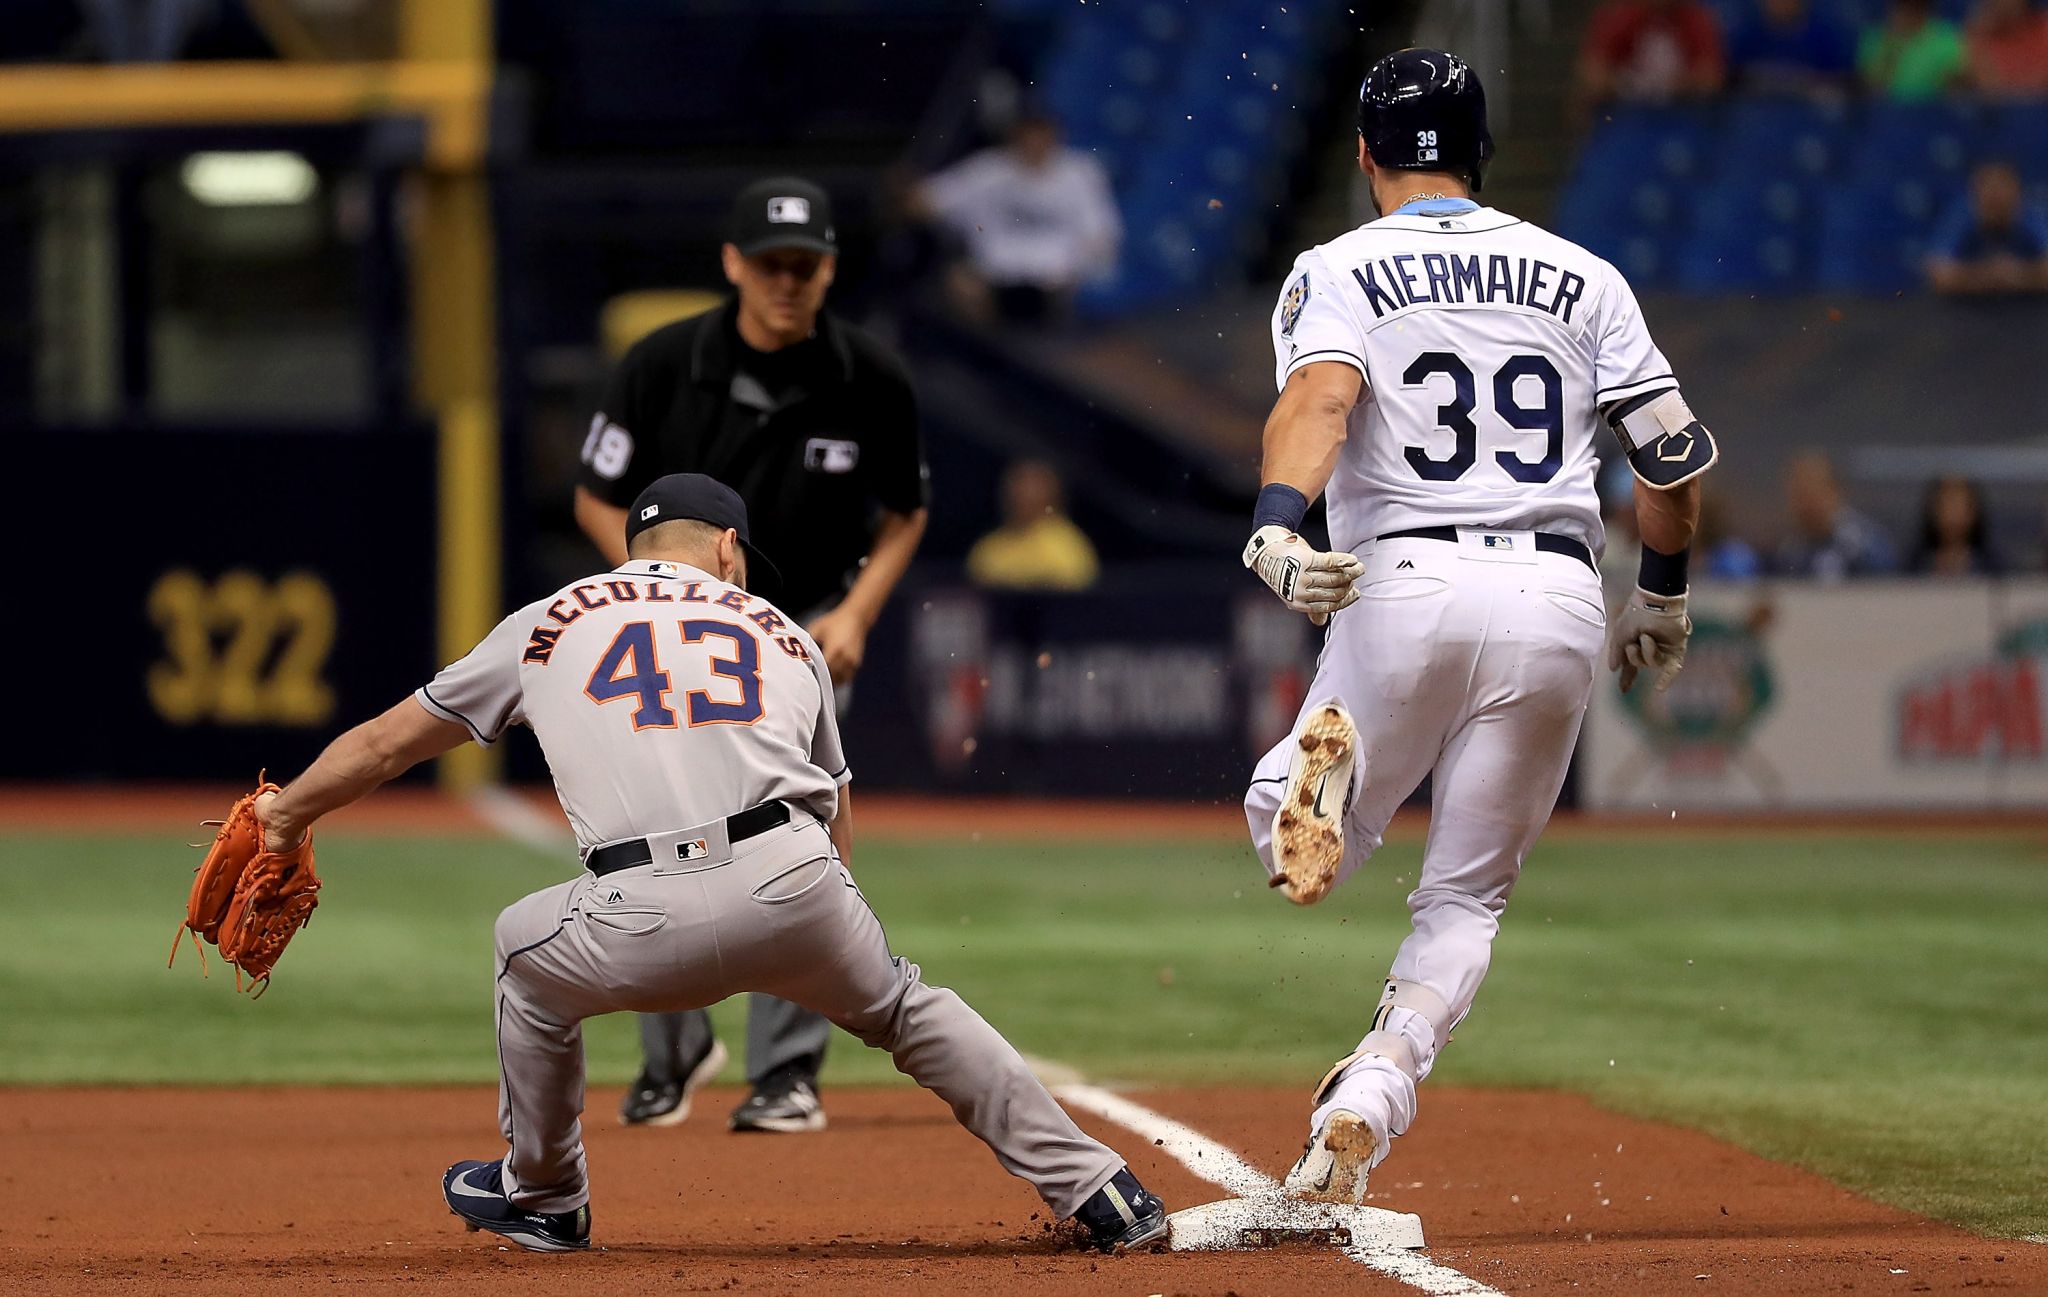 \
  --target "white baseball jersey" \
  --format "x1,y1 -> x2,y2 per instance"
416,558 -> 847,850
1271,199 -> 1678,553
